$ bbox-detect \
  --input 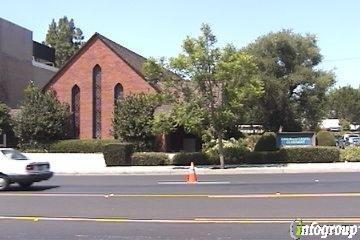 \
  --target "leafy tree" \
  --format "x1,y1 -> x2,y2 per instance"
245,30 -> 335,132
44,16 -> 84,67
328,86 -> 360,125
112,93 -> 162,150
0,103 -> 12,135
13,83 -> 71,148
145,24 -> 263,168
0,102 -> 15,146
